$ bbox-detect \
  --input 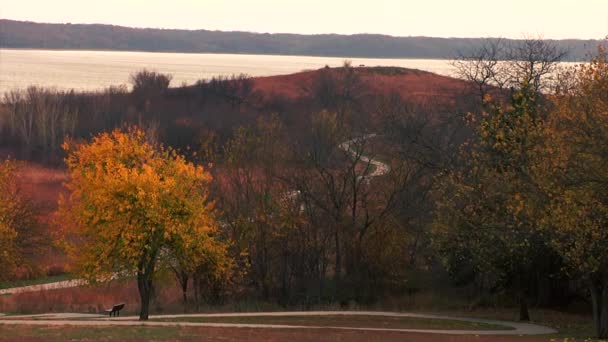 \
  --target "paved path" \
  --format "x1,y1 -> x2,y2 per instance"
0,279 -> 87,295
339,134 -> 390,178
0,311 -> 557,335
